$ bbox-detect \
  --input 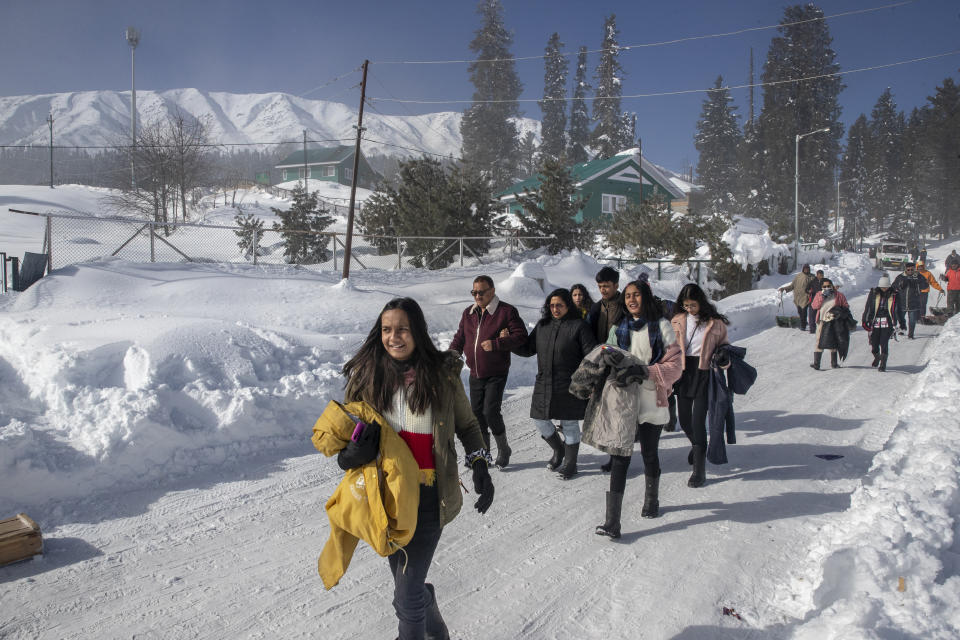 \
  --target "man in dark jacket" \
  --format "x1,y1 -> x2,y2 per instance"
449,275 -> 528,468
804,269 -> 825,334
892,263 -> 925,338
585,266 -> 624,344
